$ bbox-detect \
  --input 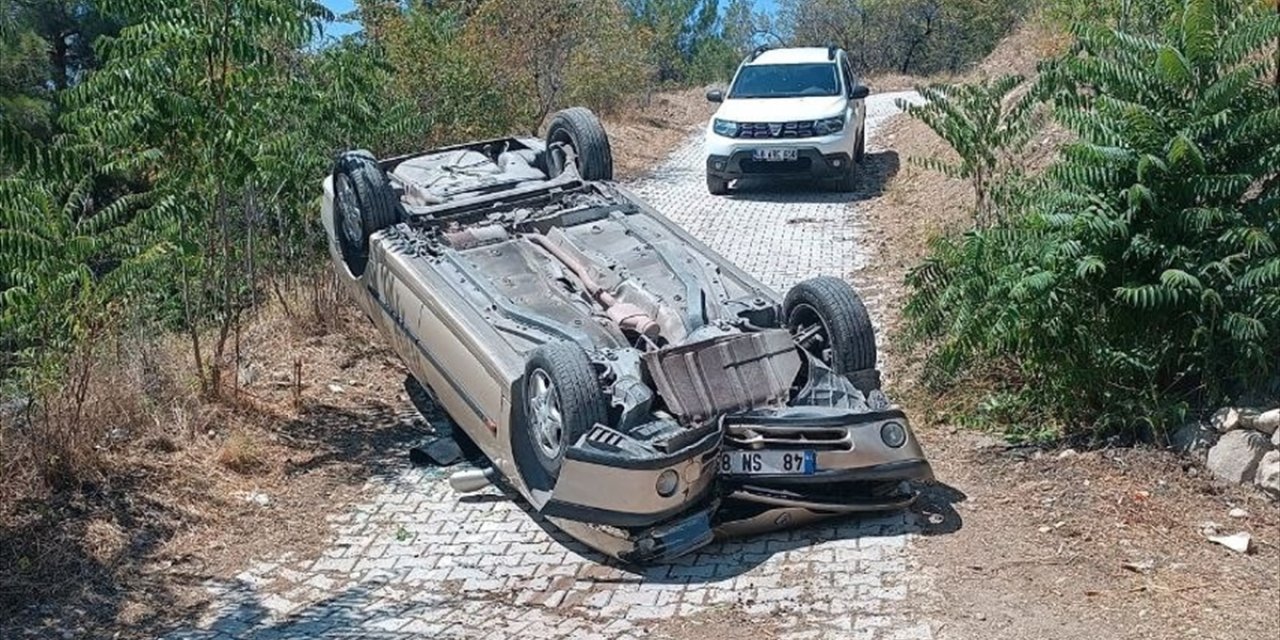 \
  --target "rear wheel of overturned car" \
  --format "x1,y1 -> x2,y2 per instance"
332,150 -> 401,277
545,107 -> 614,181
784,276 -> 877,379
523,342 -> 608,480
